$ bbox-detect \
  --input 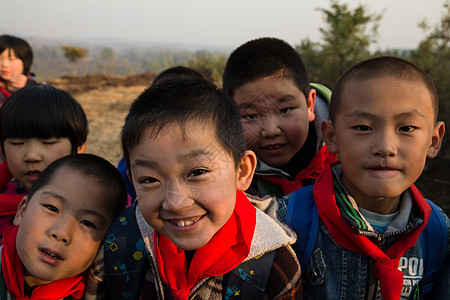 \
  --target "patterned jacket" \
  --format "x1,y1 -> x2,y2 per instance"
85,194 -> 302,299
